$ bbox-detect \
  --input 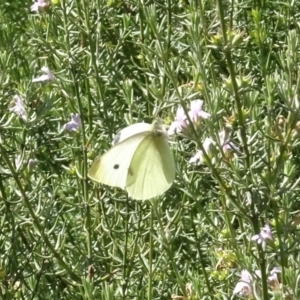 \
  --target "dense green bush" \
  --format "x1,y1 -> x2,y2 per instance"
1,0 -> 300,299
